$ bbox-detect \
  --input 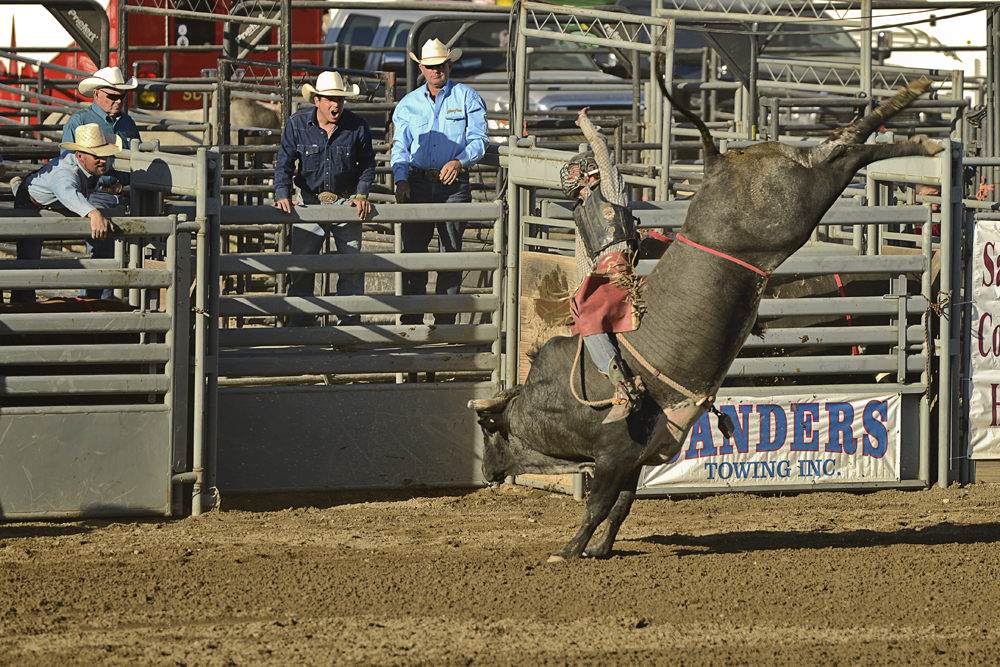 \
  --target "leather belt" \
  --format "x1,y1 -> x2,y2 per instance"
27,193 -> 49,209
409,166 -> 467,183
317,188 -> 356,203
